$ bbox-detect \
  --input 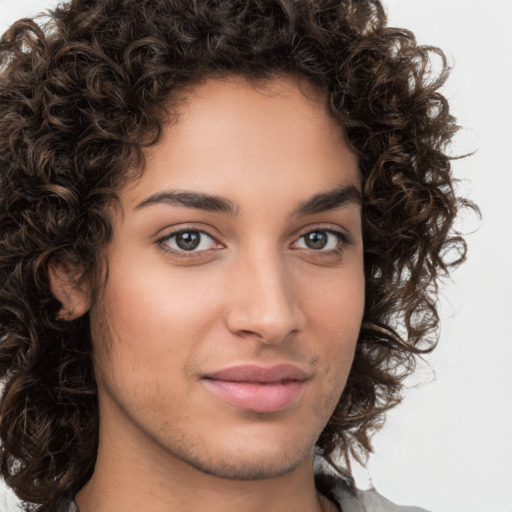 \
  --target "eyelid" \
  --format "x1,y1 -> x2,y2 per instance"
154,223 -> 352,259
293,225 -> 352,246
156,226 -> 224,256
